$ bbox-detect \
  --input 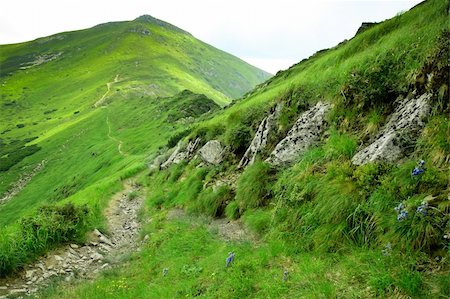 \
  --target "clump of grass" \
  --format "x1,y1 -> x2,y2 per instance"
225,201 -> 240,220
188,185 -> 234,218
243,209 -> 272,235
235,161 -> 274,212
323,129 -> 357,159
